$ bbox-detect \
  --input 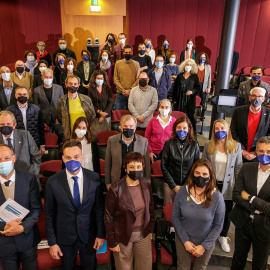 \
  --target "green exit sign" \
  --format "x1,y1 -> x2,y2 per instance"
92,0 -> 98,5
